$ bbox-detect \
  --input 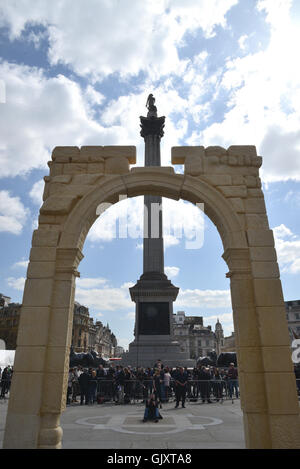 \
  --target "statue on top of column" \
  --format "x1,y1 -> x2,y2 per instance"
146,93 -> 157,118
